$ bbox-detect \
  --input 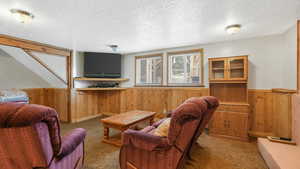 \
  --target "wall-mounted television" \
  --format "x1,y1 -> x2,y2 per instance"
84,52 -> 121,78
